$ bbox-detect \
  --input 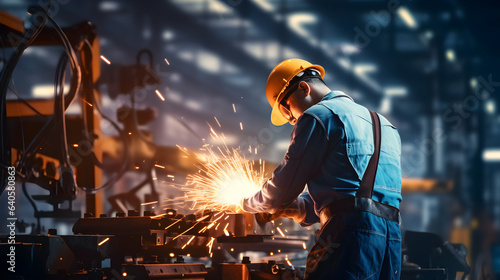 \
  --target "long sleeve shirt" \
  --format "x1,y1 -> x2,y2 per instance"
241,91 -> 402,225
